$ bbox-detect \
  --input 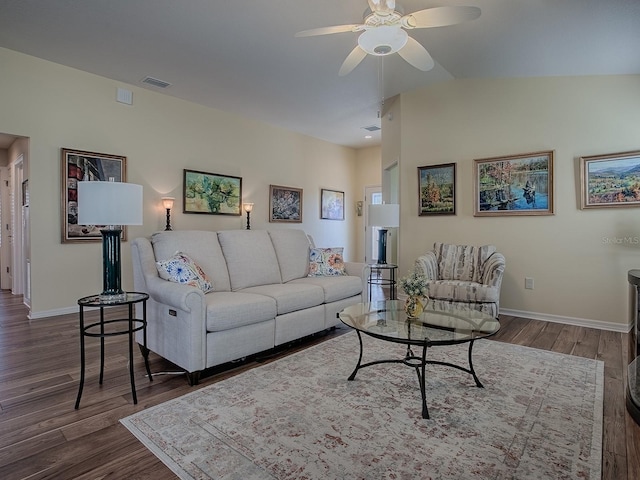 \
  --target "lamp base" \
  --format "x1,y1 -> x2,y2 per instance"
100,228 -> 124,302
377,229 -> 388,264
99,292 -> 127,303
